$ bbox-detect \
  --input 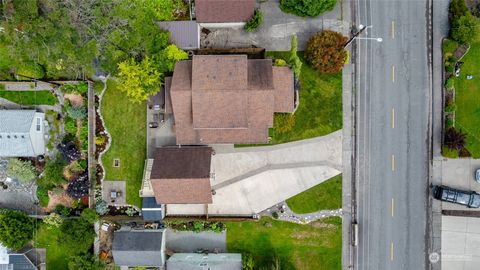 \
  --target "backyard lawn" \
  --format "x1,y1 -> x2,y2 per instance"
267,52 -> 342,144
0,90 -> 57,105
34,222 -> 94,269
226,216 -> 342,270
101,79 -> 146,207
453,42 -> 480,157
286,174 -> 342,214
